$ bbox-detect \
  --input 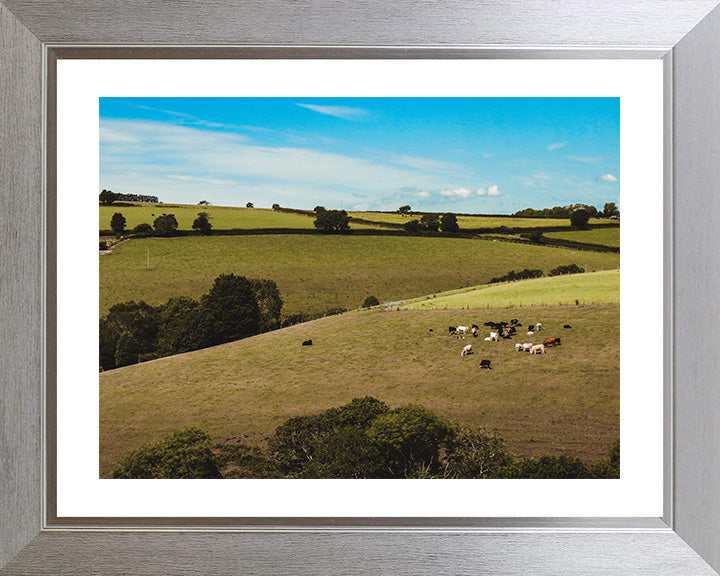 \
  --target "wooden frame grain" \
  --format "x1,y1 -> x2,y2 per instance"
2,2 -> 720,574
